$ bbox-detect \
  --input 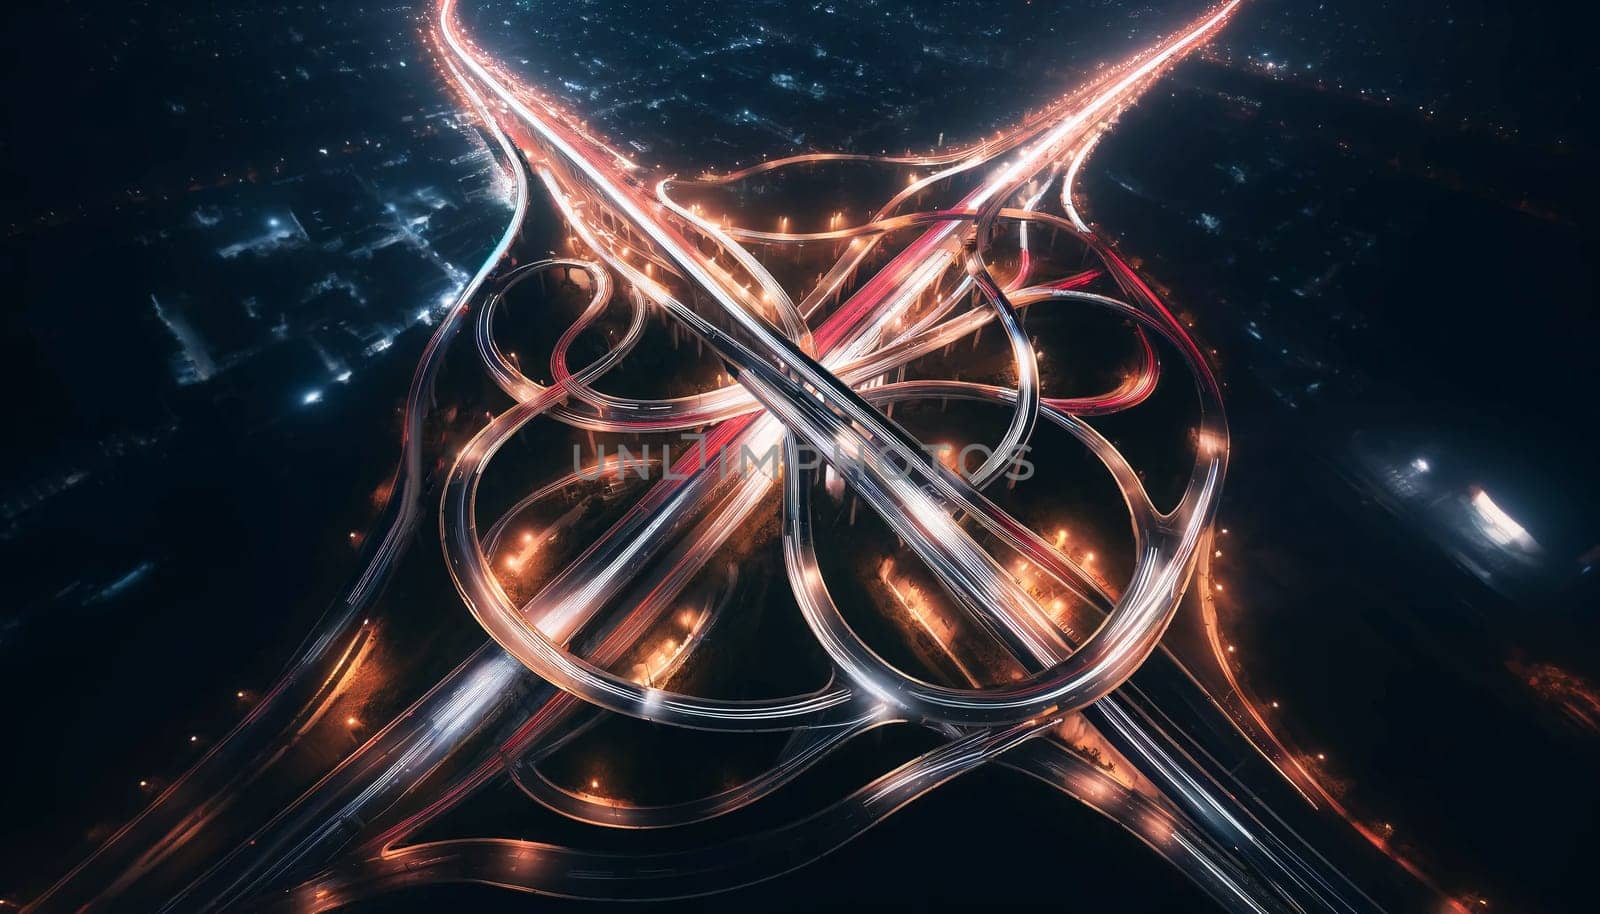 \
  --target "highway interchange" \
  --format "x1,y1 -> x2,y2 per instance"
21,2 -> 1475,912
